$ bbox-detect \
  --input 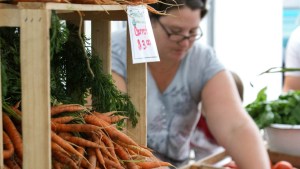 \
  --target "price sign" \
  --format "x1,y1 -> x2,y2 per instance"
127,5 -> 160,64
